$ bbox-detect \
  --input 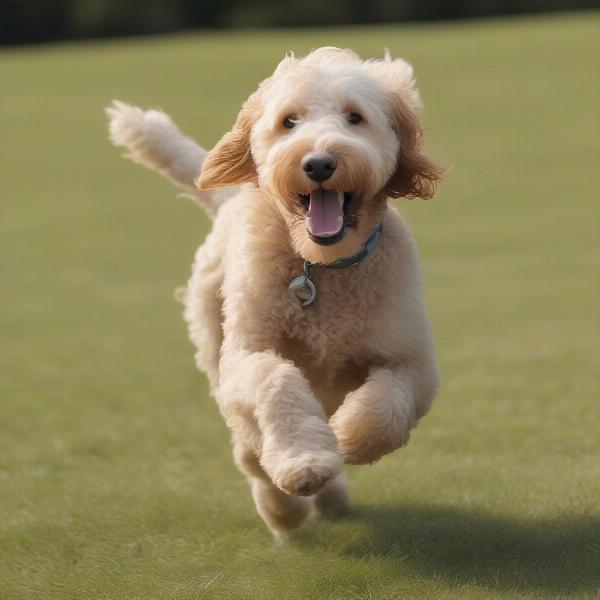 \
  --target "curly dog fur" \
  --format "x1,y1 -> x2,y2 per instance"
107,47 -> 443,535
